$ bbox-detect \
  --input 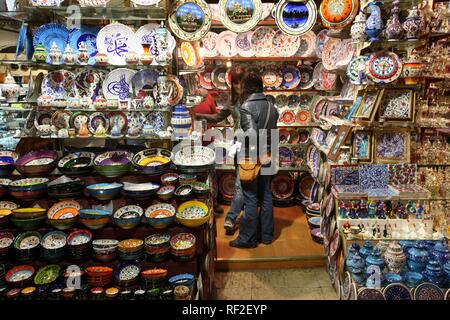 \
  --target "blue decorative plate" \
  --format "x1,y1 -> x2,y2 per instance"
275,0 -> 317,36
383,283 -> 412,300
15,22 -> 26,58
68,25 -> 100,65
146,112 -> 166,133
279,146 -> 294,167
280,65 -> 301,89
33,23 -> 69,63
414,282 -> 444,300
